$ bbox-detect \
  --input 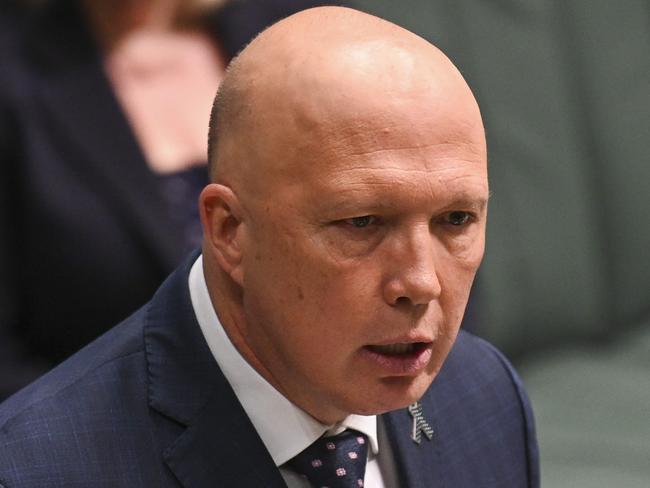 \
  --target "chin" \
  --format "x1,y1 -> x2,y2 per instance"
349,374 -> 435,416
